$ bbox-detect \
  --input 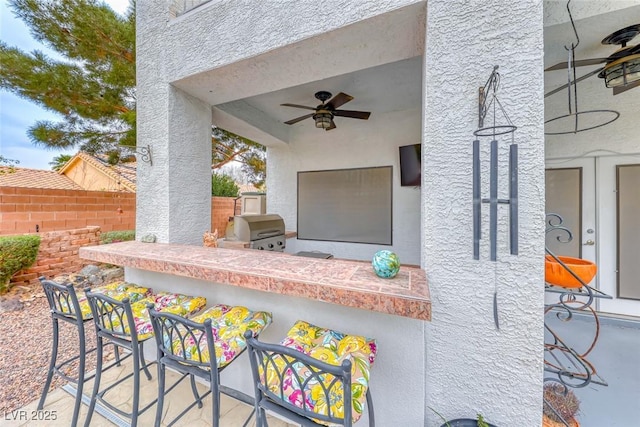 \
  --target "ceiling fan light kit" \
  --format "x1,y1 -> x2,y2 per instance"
600,54 -> 640,88
281,91 -> 371,131
544,1 -> 640,97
